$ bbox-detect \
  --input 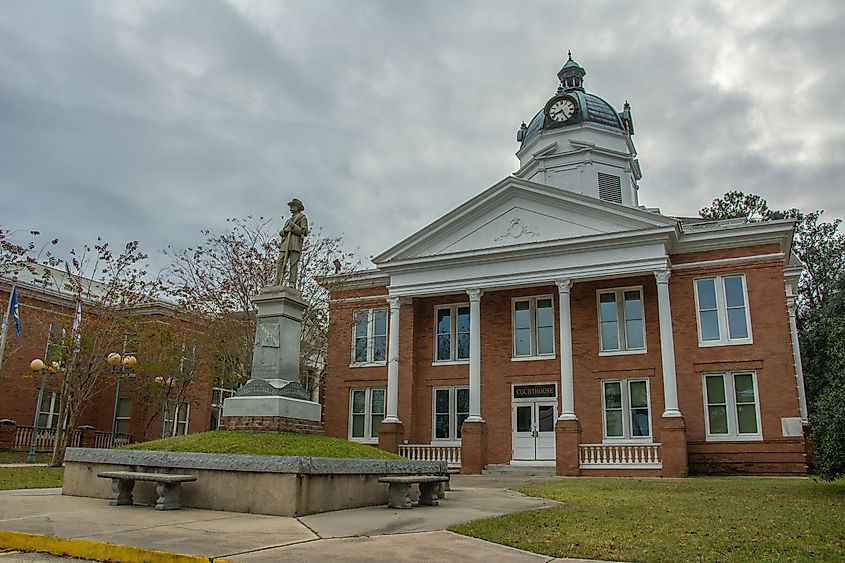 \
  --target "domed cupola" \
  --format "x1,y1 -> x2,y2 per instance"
514,53 -> 642,208
517,52 -> 629,147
